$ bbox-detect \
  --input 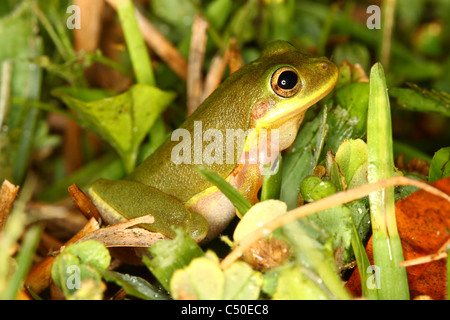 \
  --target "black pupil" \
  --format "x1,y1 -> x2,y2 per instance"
278,71 -> 298,89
